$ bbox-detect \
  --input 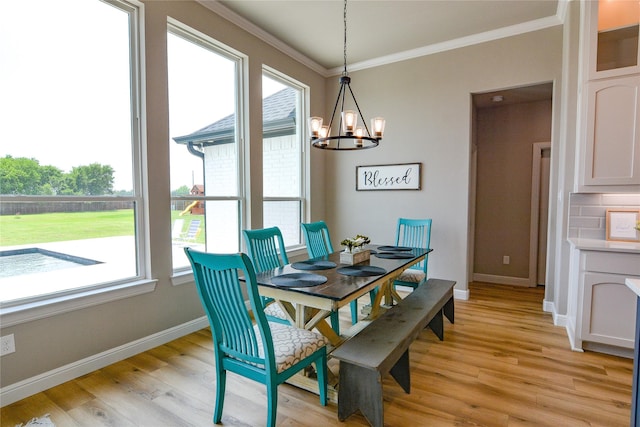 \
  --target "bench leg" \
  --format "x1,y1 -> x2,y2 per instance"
389,349 -> 411,393
428,309 -> 444,341
444,296 -> 454,324
338,362 -> 384,427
